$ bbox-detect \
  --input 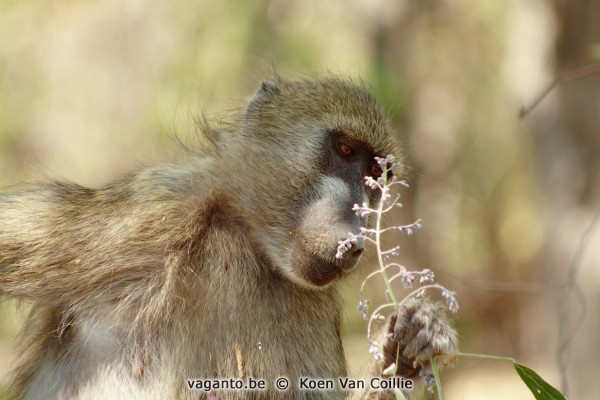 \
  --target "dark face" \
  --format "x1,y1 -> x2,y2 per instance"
289,129 -> 386,288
